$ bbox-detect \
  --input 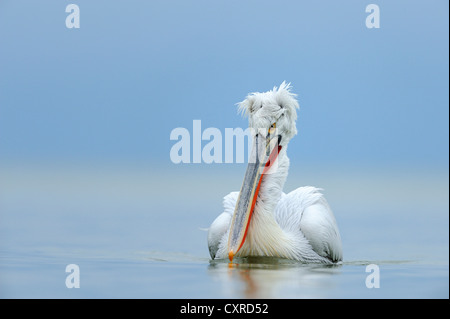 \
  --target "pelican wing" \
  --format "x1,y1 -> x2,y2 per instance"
276,187 -> 343,262
207,192 -> 238,259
